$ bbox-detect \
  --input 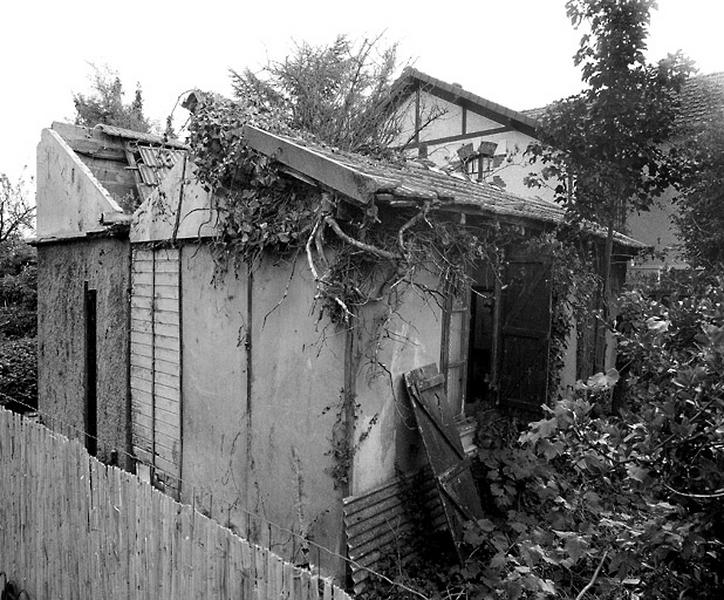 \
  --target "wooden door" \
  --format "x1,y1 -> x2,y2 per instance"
497,255 -> 552,413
